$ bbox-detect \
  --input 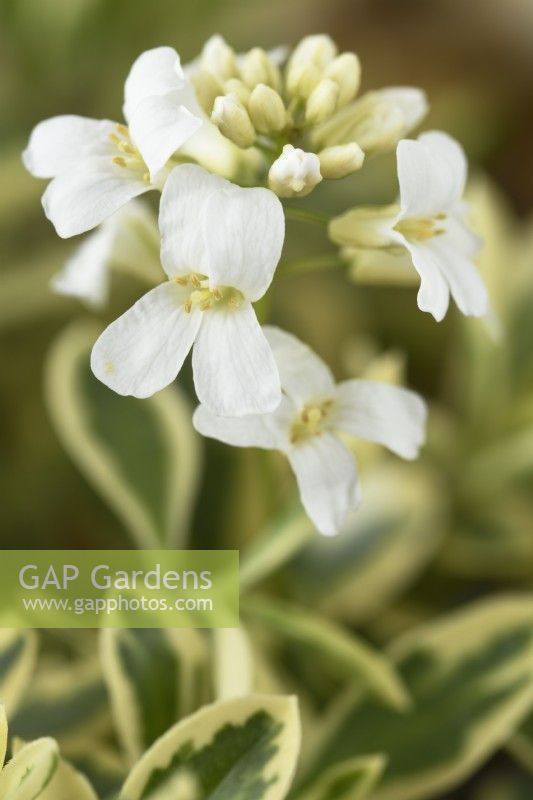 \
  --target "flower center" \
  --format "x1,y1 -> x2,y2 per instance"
394,213 -> 447,241
290,398 -> 334,443
174,274 -> 244,312
108,124 -> 150,182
